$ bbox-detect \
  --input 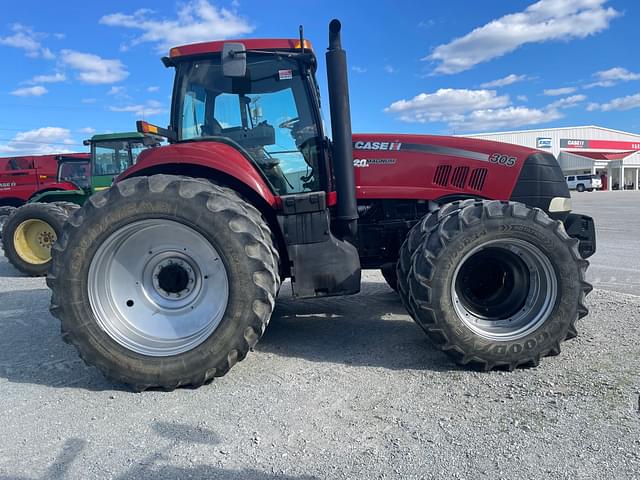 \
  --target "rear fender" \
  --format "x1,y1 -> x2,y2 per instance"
118,142 -> 278,208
